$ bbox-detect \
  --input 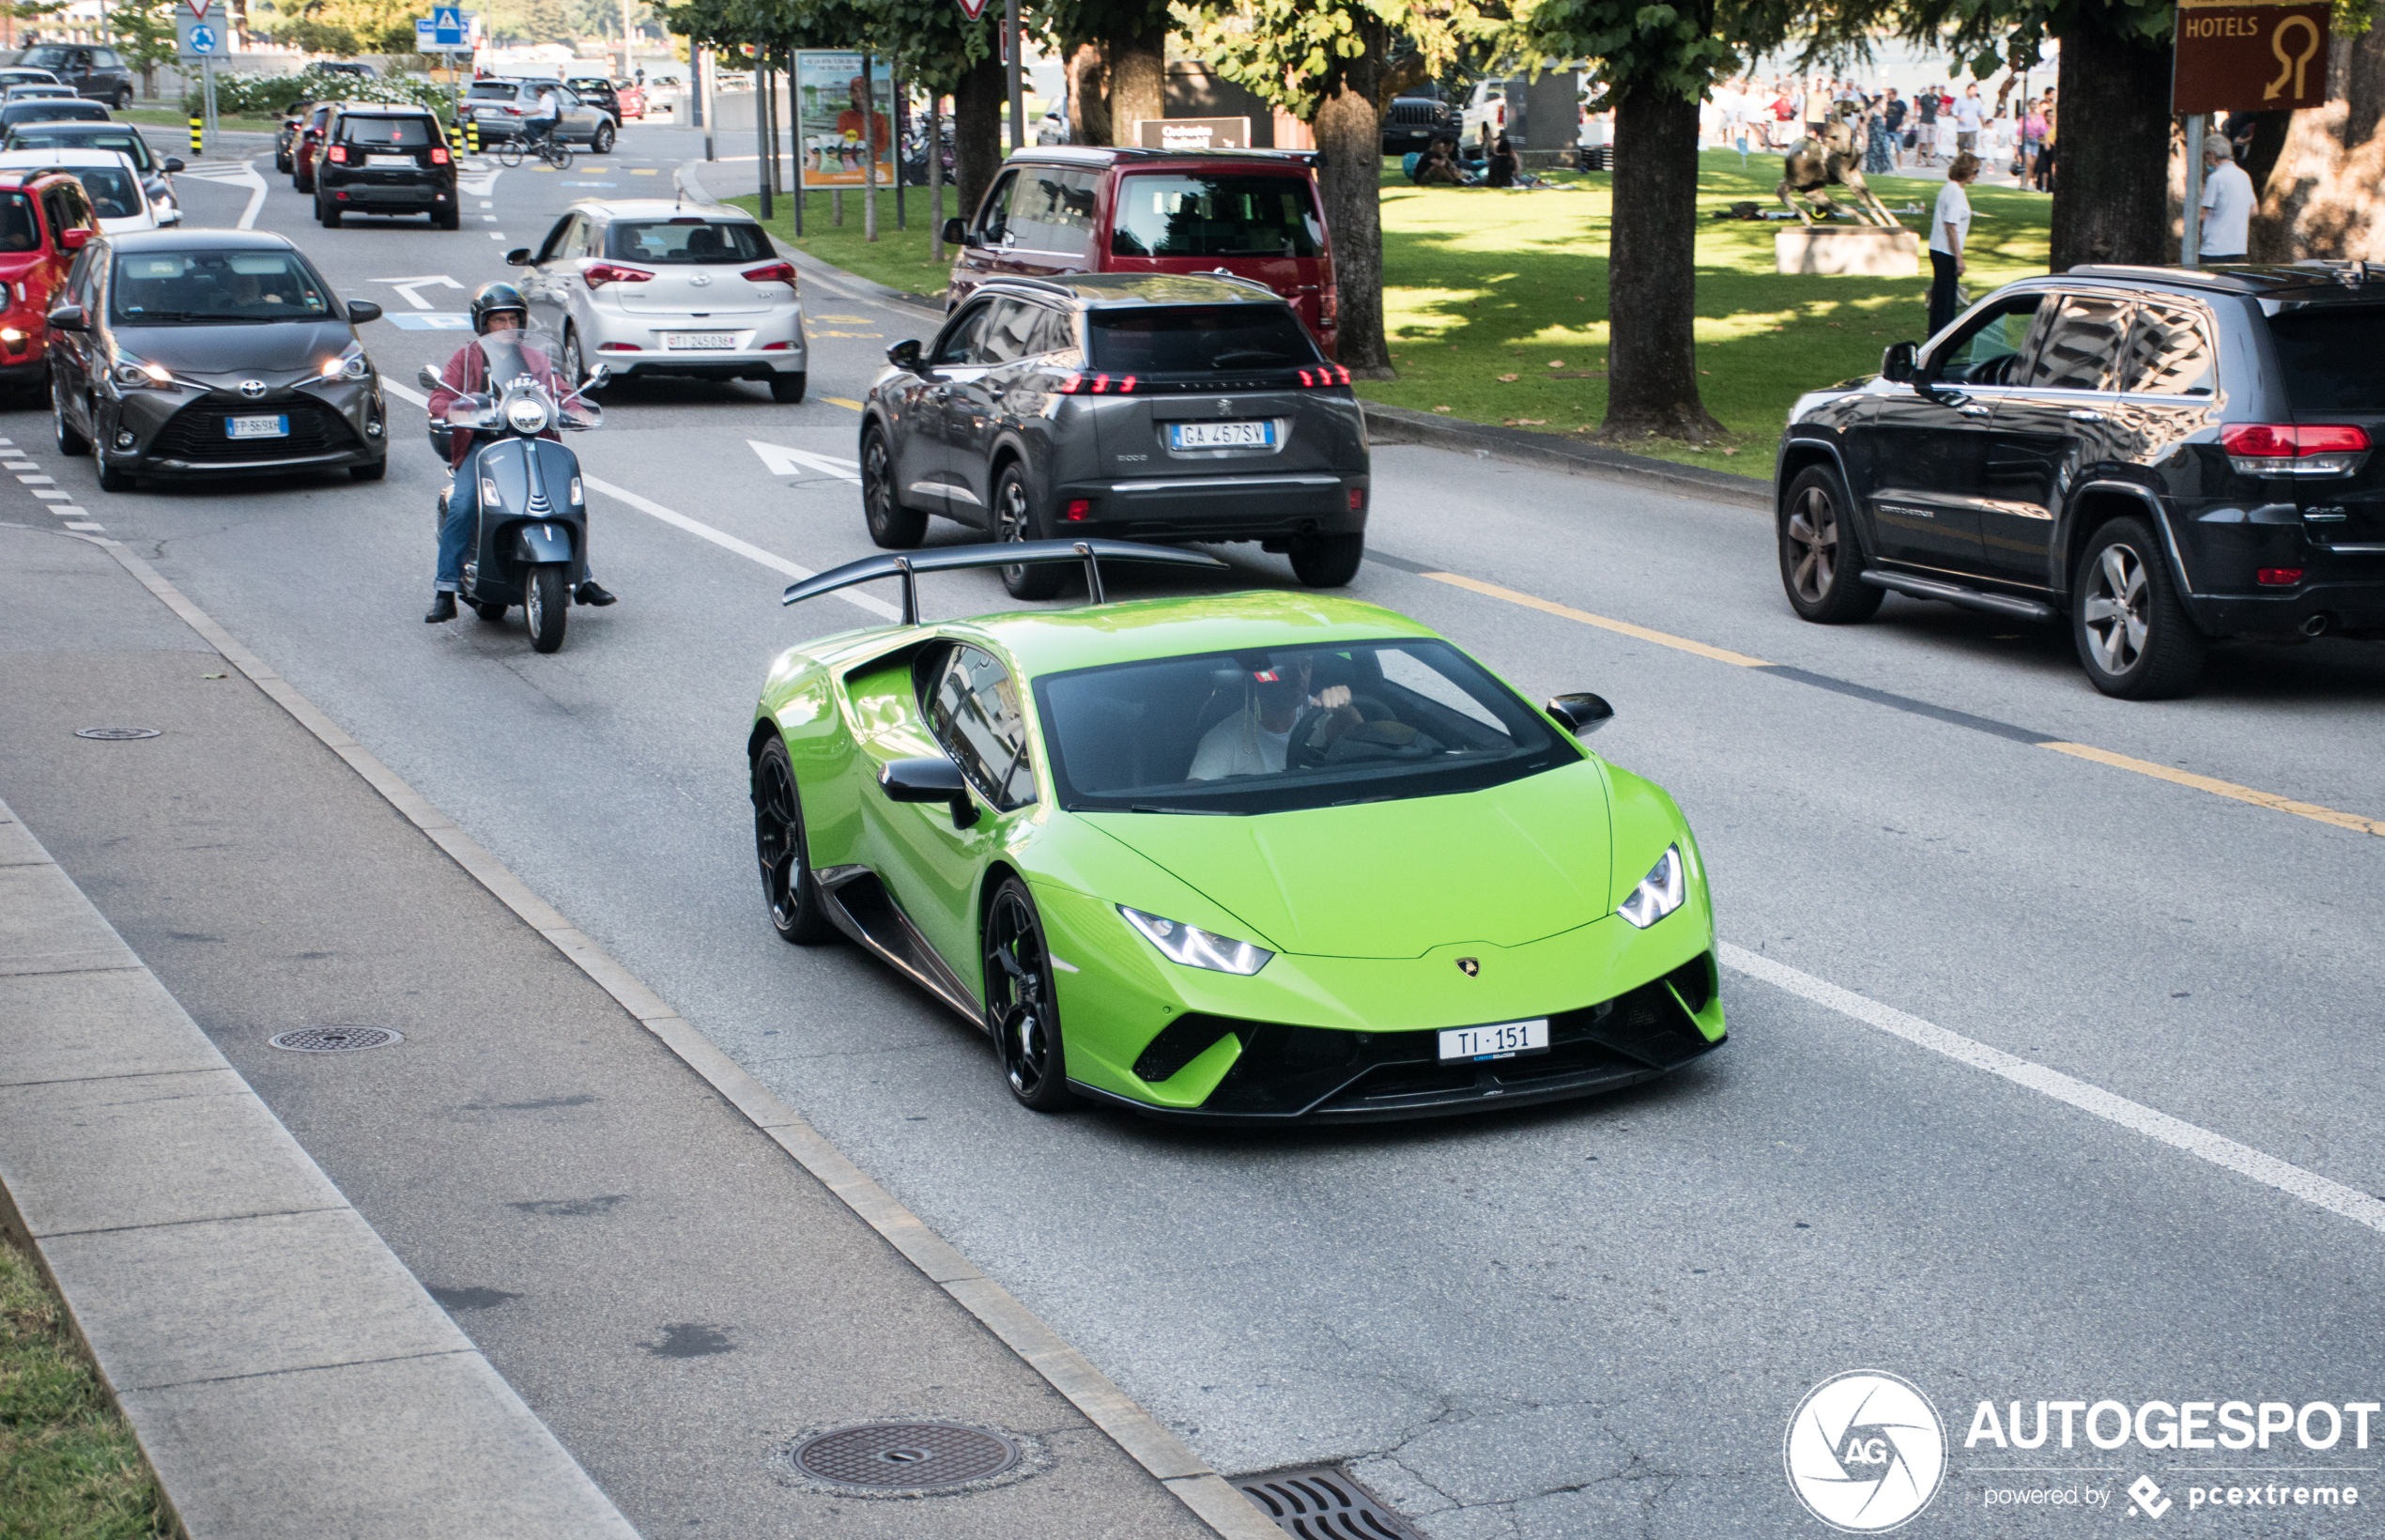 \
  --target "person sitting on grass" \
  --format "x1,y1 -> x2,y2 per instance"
1413,139 -> 1469,186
